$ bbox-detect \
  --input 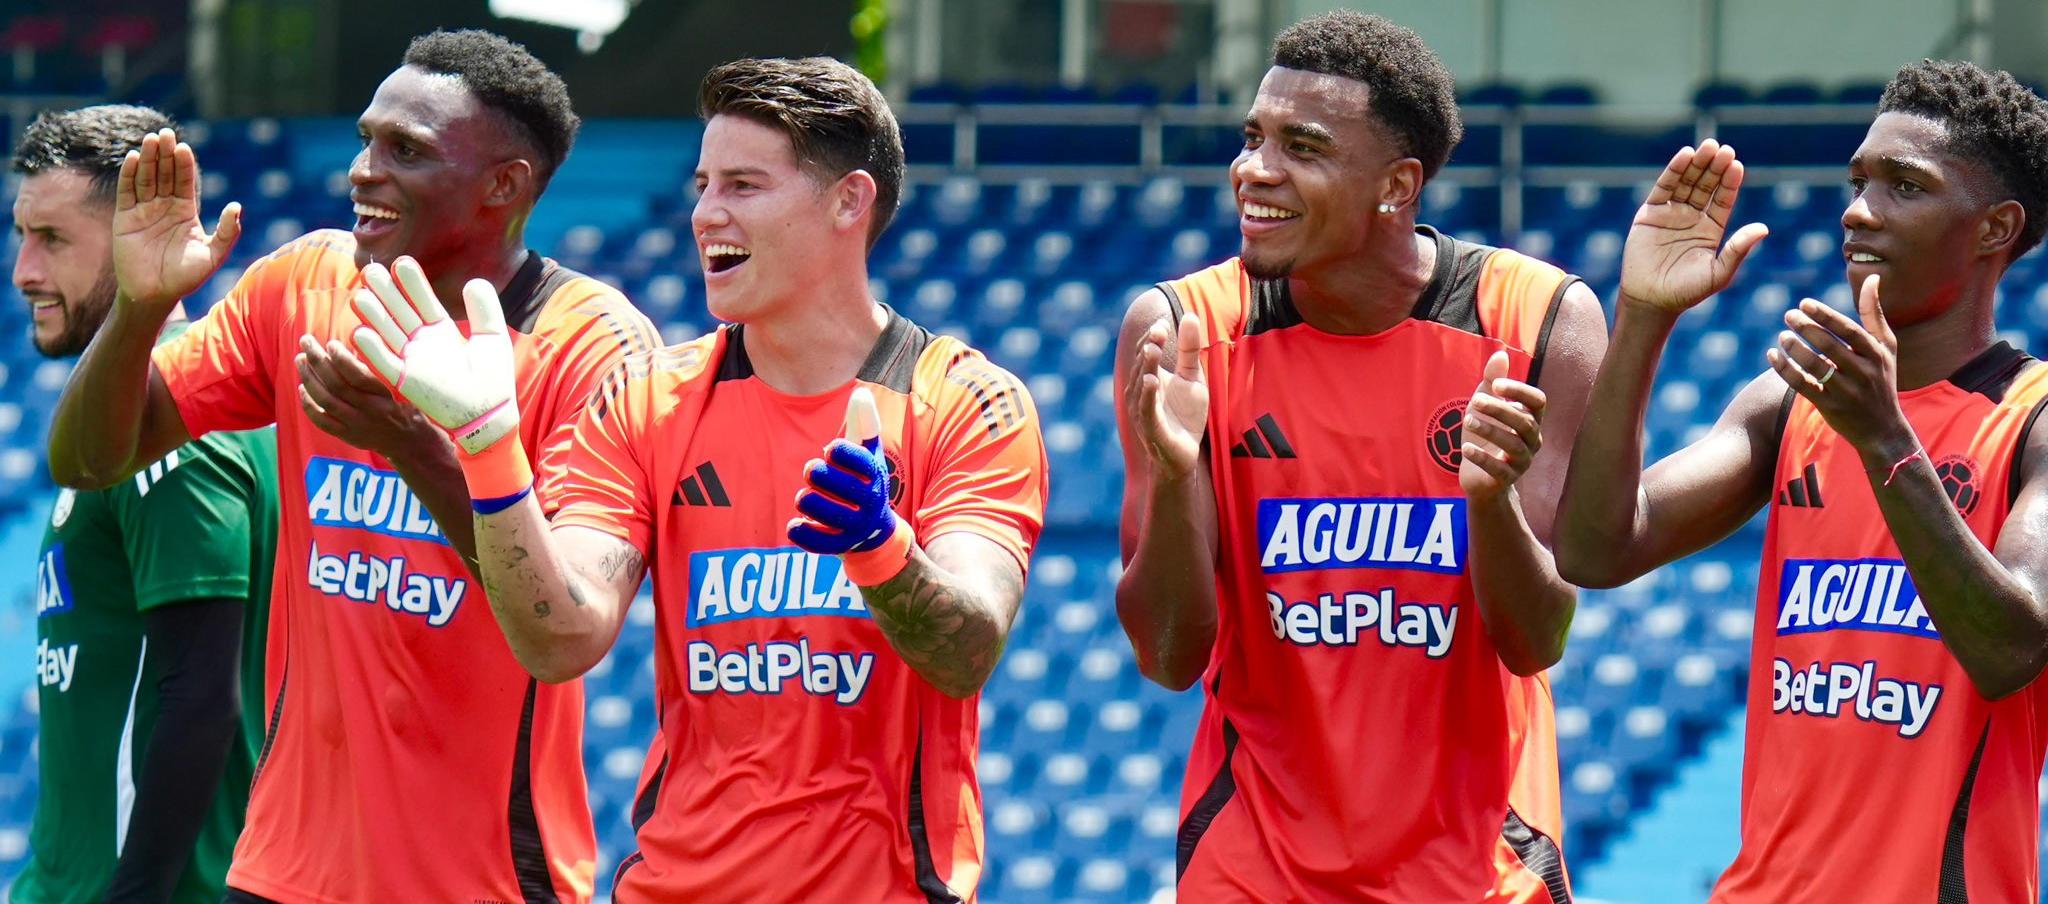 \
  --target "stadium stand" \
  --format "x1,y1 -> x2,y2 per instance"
2,90 -> 2044,901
